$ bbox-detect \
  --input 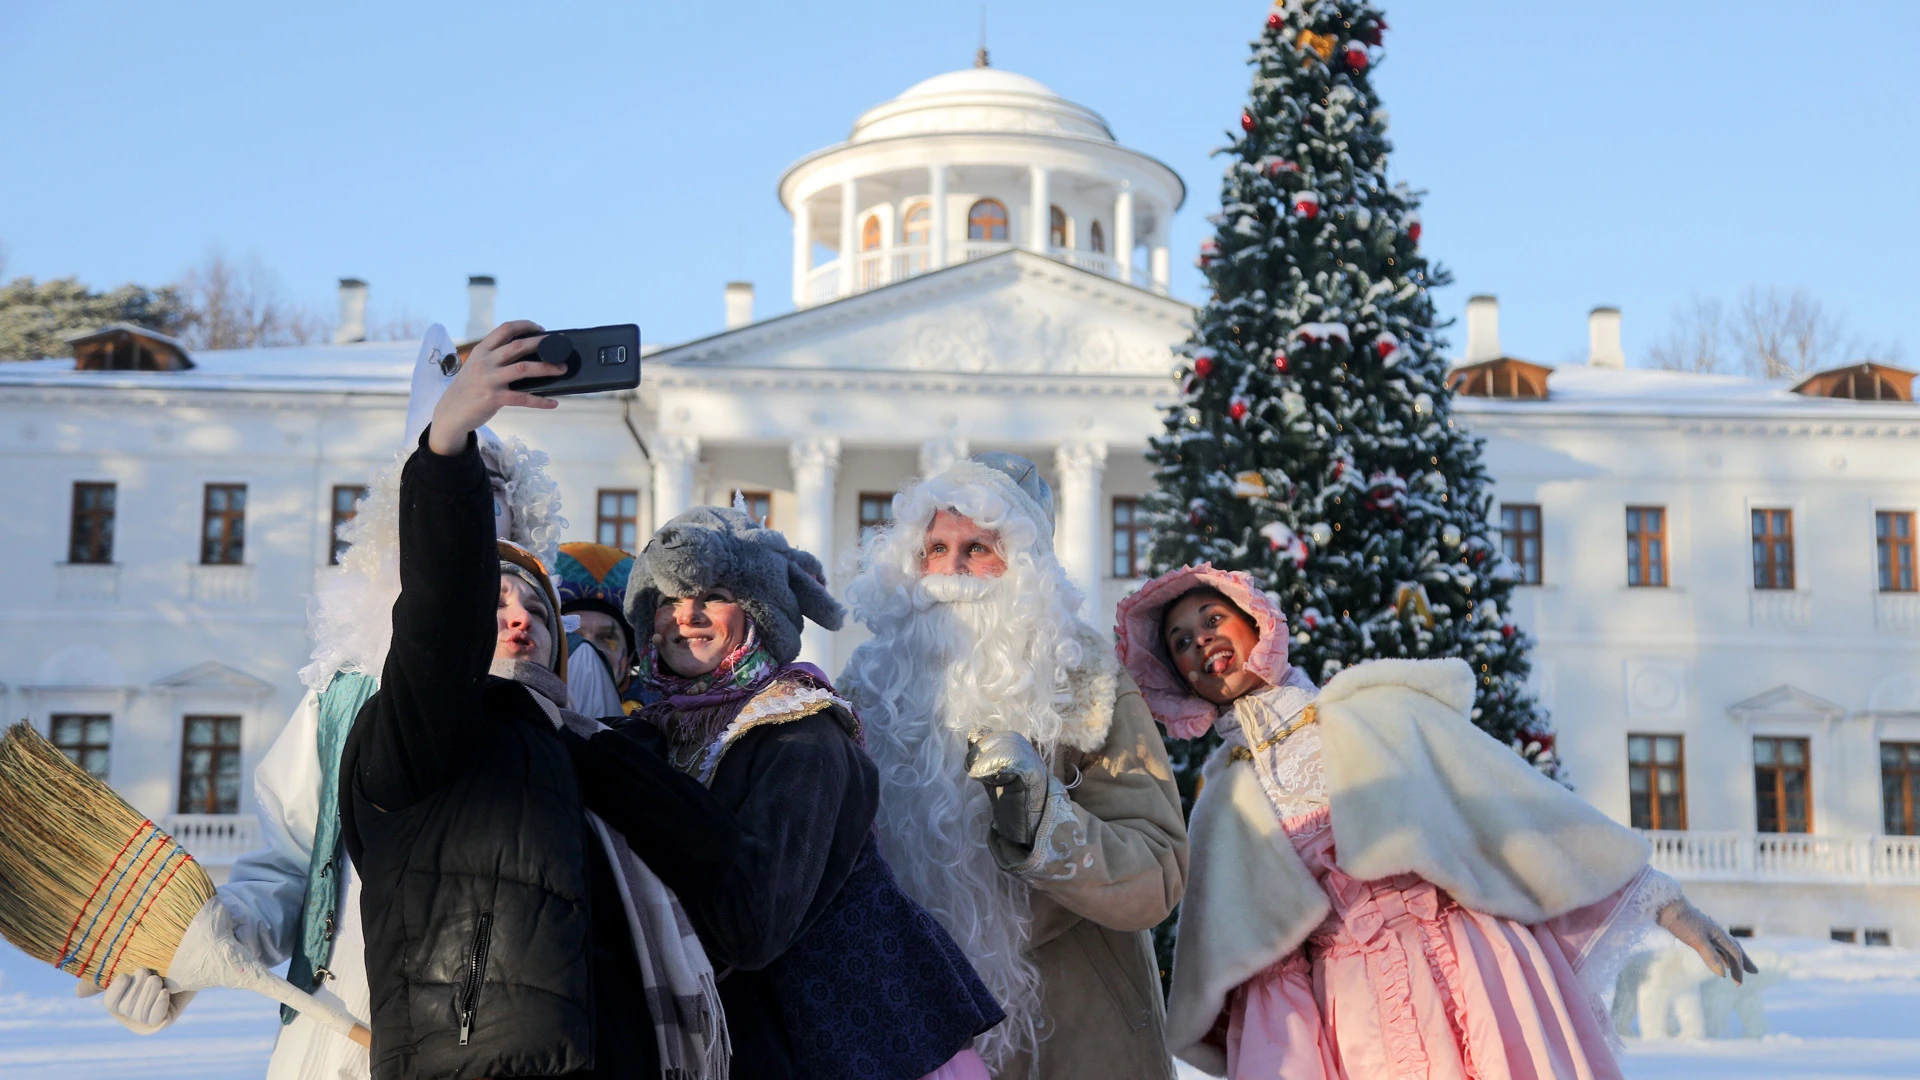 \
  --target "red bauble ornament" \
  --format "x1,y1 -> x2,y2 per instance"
1408,221 -> 1423,243
1240,112 -> 1255,132
1344,44 -> 1369,71
1267,159 -> 1299,177
1296,200 -> 1320,219
1272,351 -> 1290,373
1266,12 -> 1281,30
1229,397 -> 1250,422
1194,355 -> 1215,377
1501,624 -> 1516,639
1374,336 -> 1397,359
